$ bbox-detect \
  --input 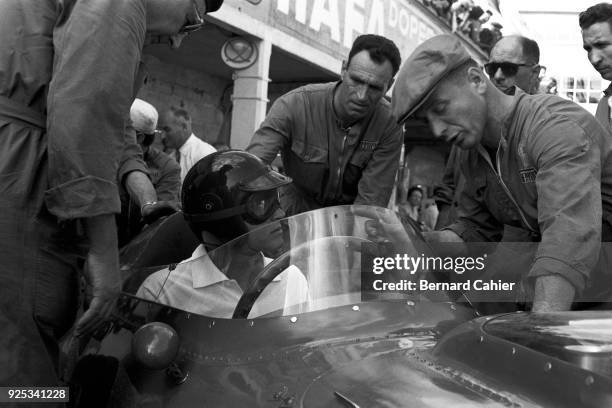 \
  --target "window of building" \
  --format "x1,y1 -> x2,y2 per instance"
558,76 -> 606,105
